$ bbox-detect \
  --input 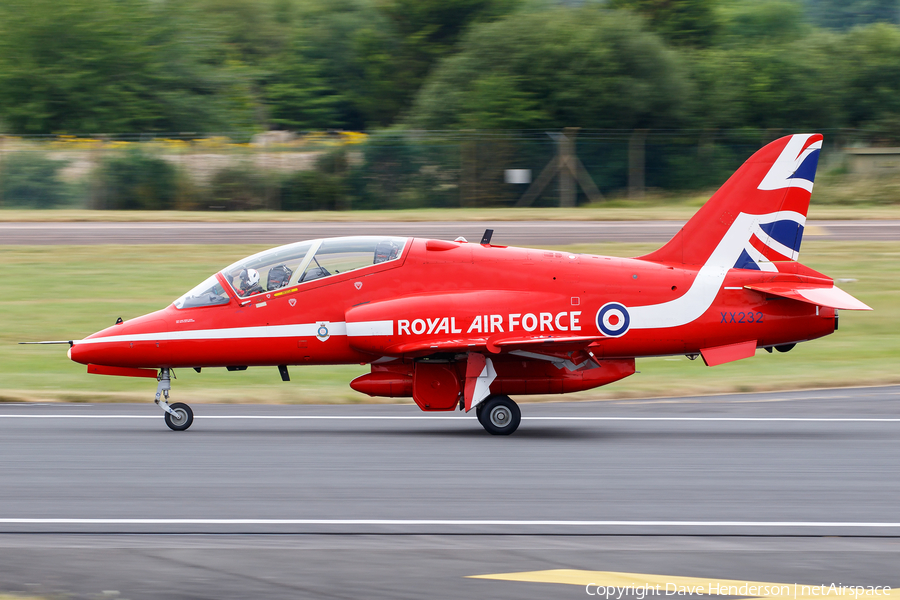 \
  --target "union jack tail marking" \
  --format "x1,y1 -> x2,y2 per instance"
640,133 -> 822,269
